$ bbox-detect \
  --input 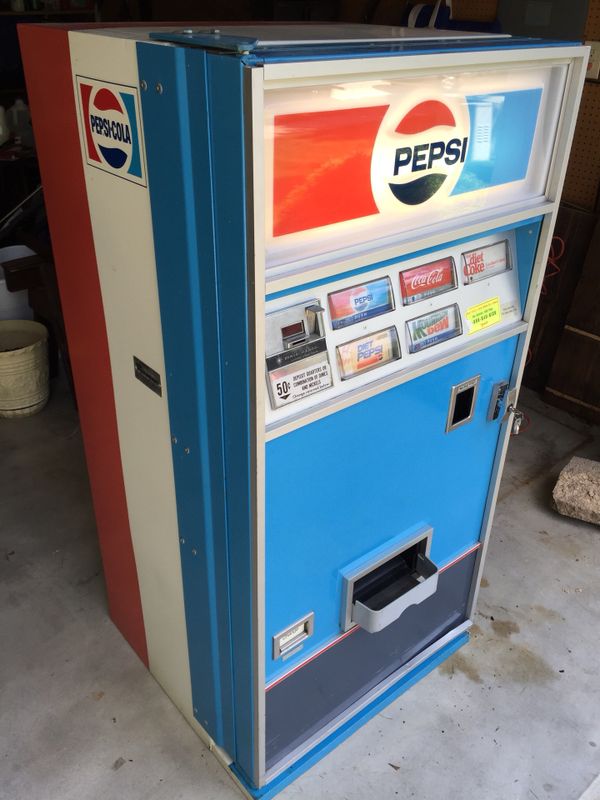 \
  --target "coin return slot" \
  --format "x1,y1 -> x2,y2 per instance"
341,528 -> 439,634
273,612 -> 314,659
446,375 -> 480,432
